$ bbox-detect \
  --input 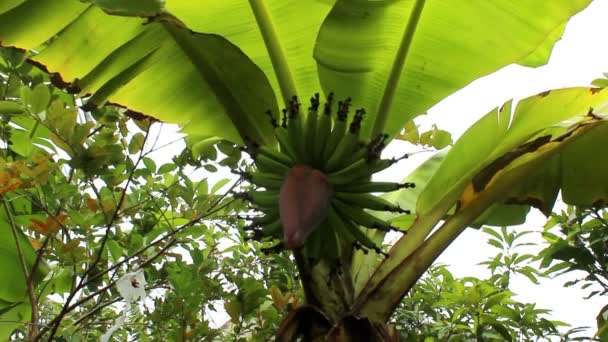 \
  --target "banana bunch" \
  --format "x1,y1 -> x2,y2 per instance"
236,94 -> 414,262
